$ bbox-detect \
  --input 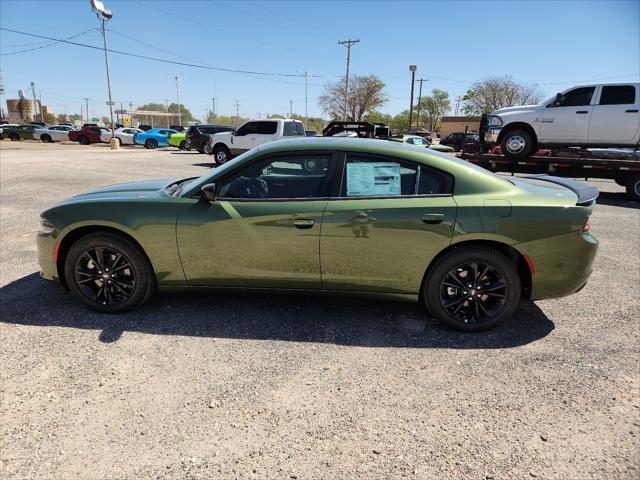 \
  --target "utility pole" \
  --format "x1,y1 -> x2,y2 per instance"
289,100 -> 293,118
408,65 -> 417,130
211,97 -> 216,126
120,100 -> 123,125
83,97 -> 91,124
174,76 -> 182,126
455,96 -> 461,116
165,99 -> 170,127
415,78 -> 428,129
304,71 -> 309,128
30,82 -> 39,122
338,38 -> 359,121
234,100 -> 240,126
128,100 -> 134,126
